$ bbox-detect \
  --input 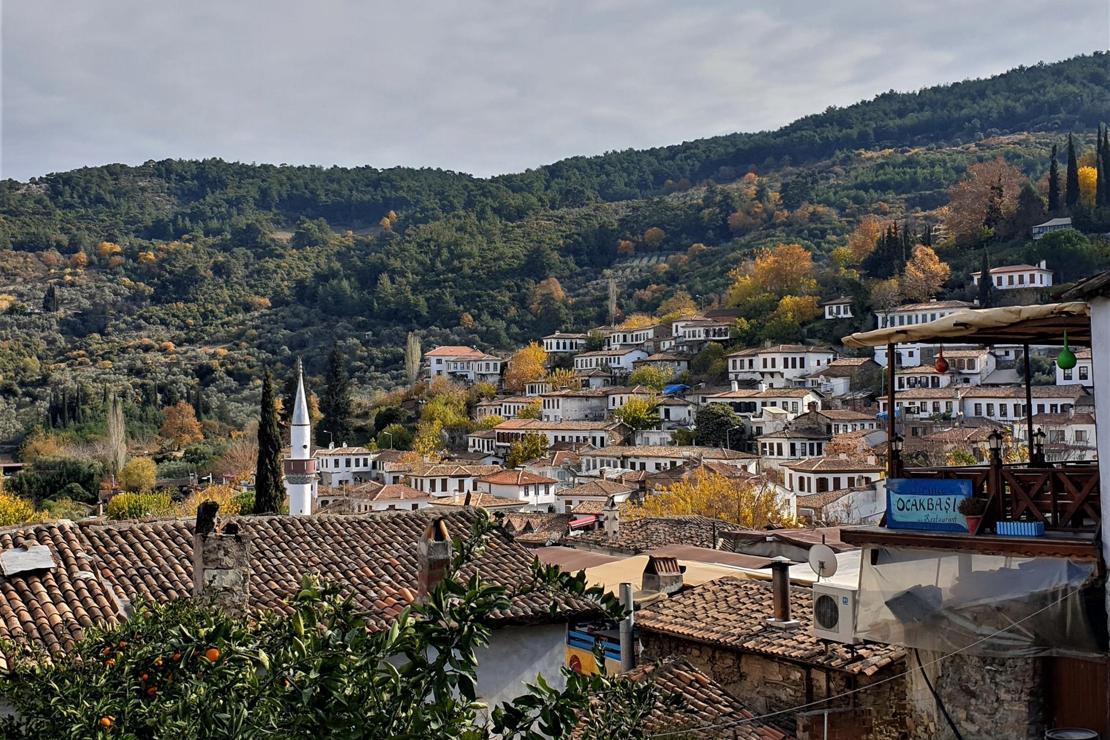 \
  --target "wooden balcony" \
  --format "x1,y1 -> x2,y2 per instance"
842,457 -> 1101,560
